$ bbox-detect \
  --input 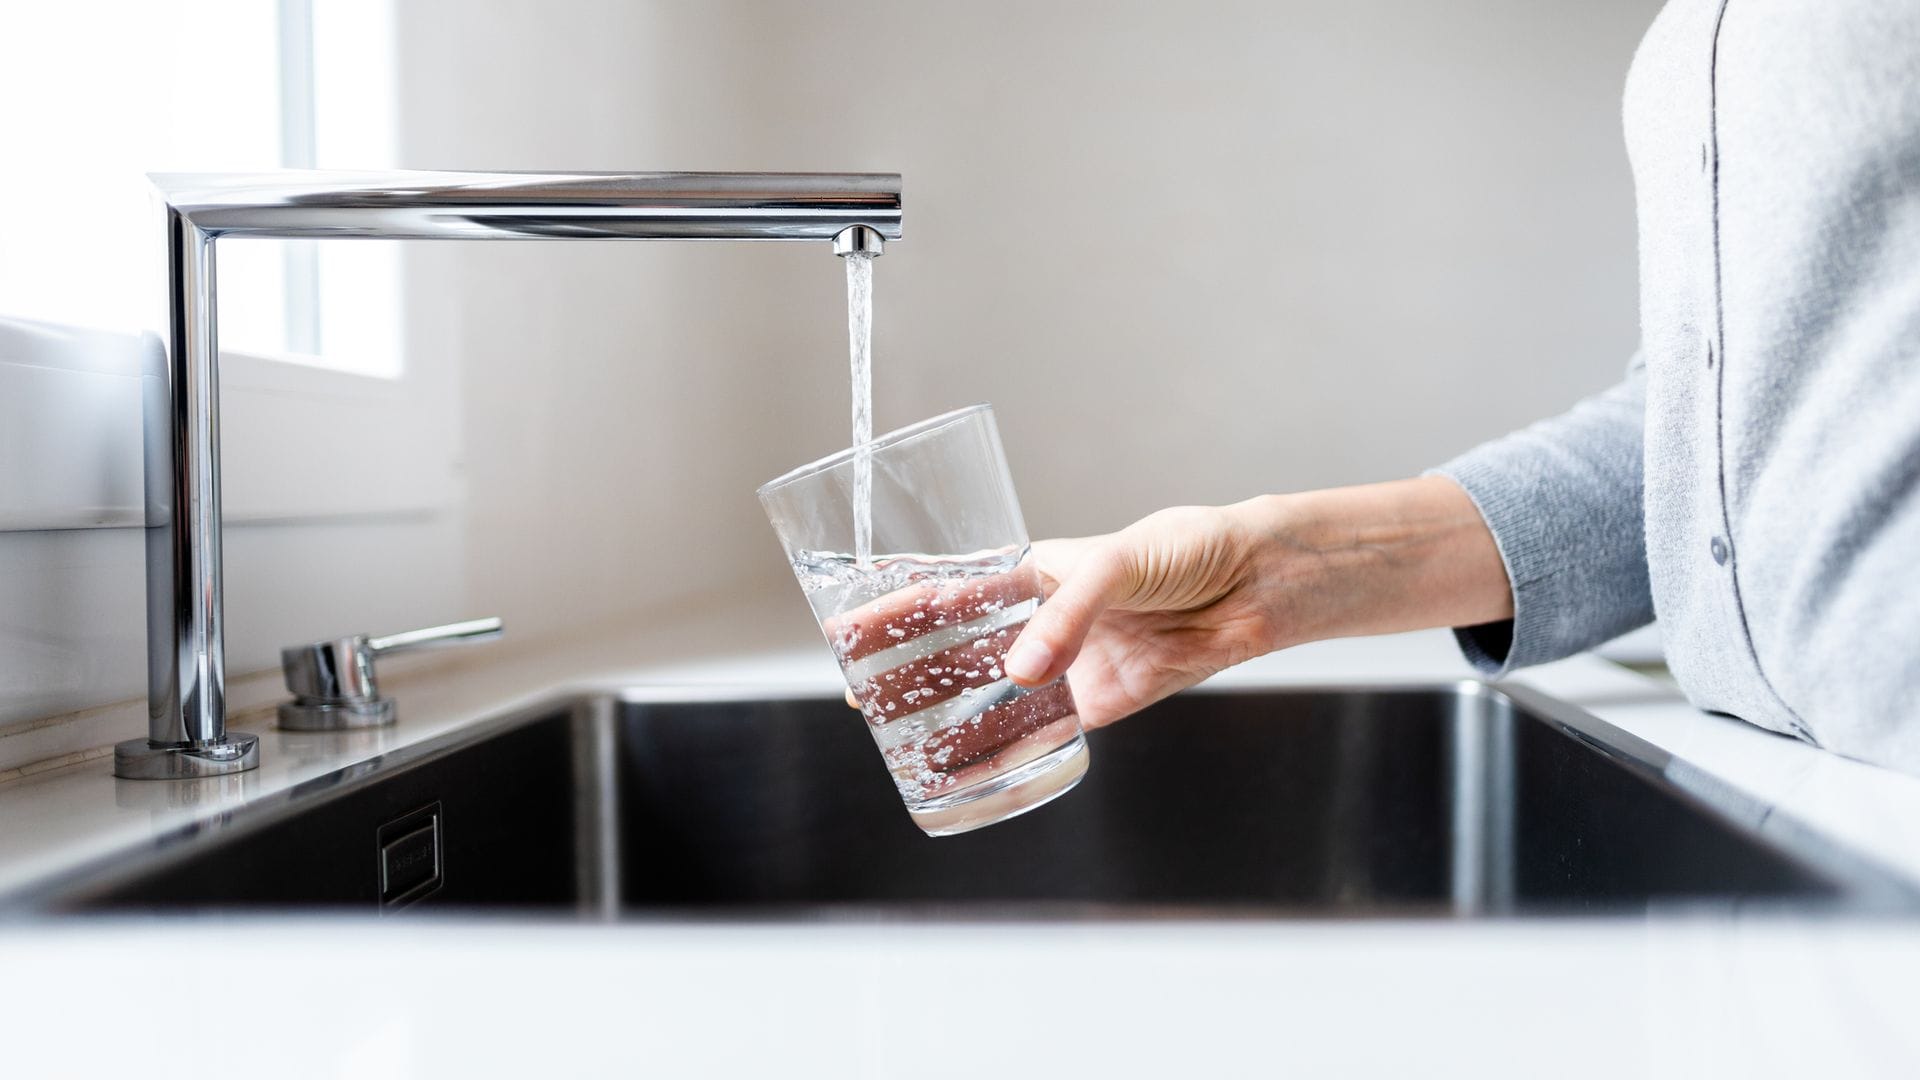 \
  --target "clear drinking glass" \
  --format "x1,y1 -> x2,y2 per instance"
758,404 -> 1090,836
